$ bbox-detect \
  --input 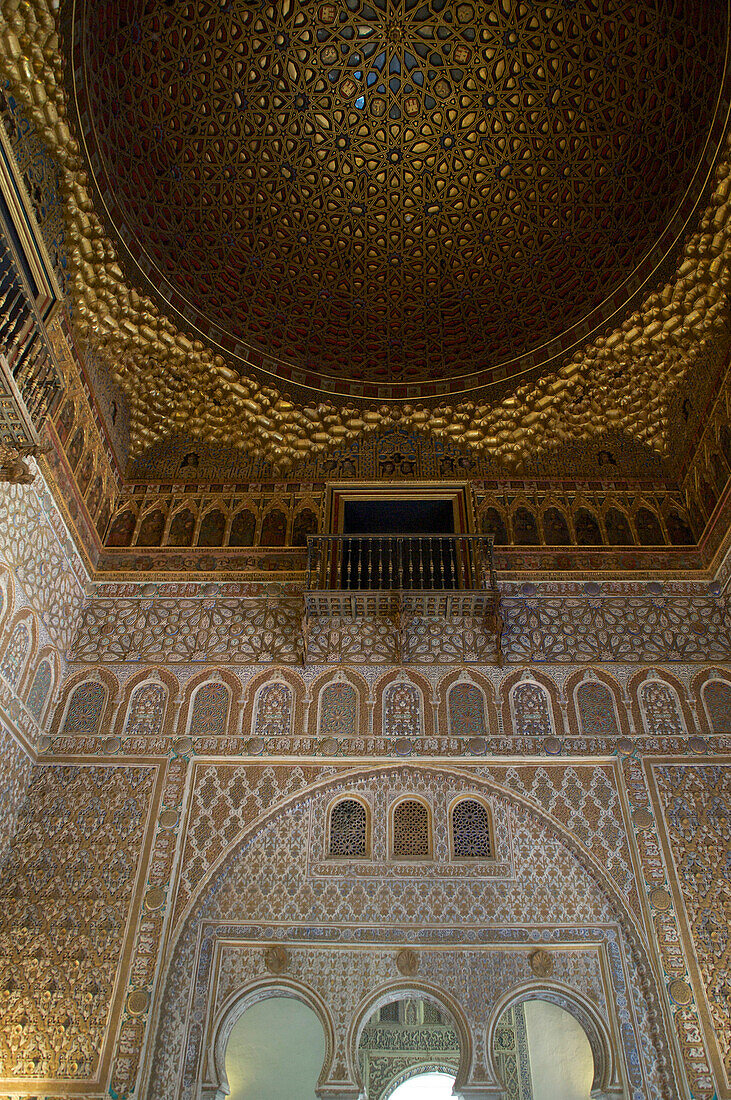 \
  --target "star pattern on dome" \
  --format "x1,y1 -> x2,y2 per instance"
78,0 -> 725,396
